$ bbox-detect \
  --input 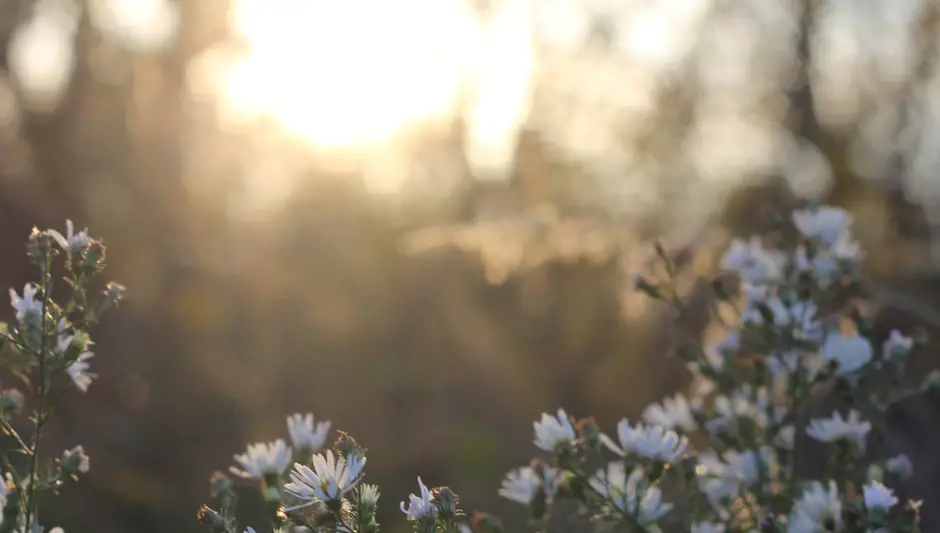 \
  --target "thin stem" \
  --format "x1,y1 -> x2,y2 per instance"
24,255 -> 53,532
